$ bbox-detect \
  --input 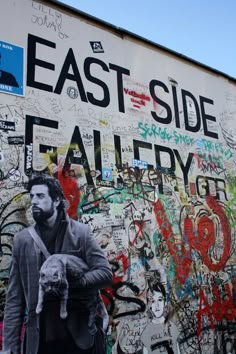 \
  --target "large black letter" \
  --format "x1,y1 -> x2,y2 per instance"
172,85 -> 180,128
24,115 -> 58,176
65,126 -> 93,186
27,34 -> 55,92
174,149 -> 194,195
154,144 -> 175,194
54,48 -> 87,102
149,80 -> 172,124
182,90 -> 201,133
109,64 -> 130,113
200,96 -> 218,139
84,57 -> 110,107
94,129 -> 102,182
133,139 -> 153,169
